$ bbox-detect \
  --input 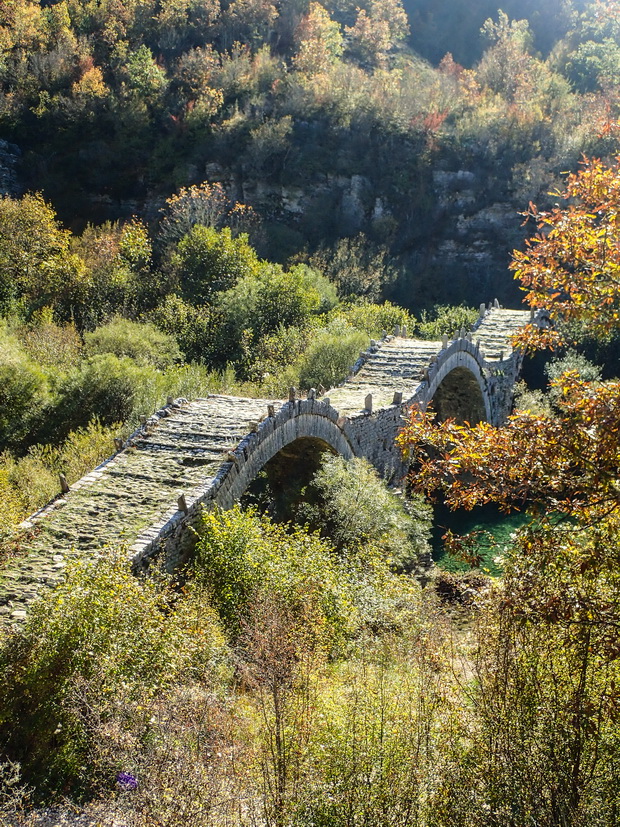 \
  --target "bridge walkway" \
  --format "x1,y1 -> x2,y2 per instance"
0,396 -> 274,623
